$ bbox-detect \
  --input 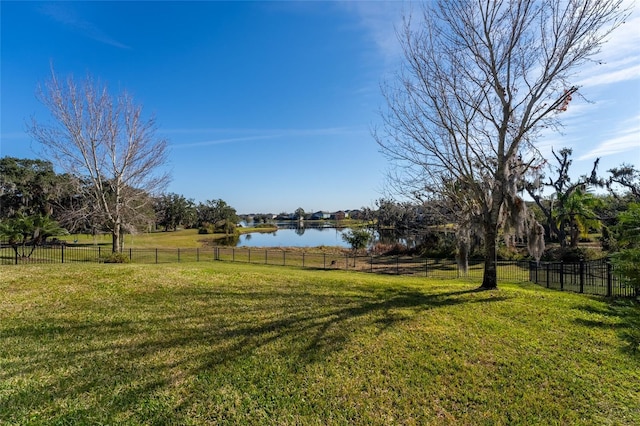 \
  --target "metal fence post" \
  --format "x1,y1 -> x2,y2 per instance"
302,252 -> 305,268
248,248 -> 251,263
579,260 -> 585,293
560,262 -> 564,291
61,245 -> 65,264
546,262 -> 550,288
607,261 -> 613,297
282,250 -> 285,266
178,248 -> 181,263
155,248 -> 158,264
396,255 -> 399,275
197,248 -> 200,262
